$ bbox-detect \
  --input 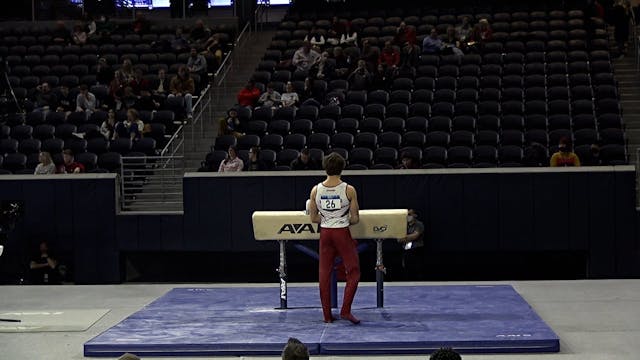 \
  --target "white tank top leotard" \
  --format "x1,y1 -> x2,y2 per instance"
315,181 -> 350,228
